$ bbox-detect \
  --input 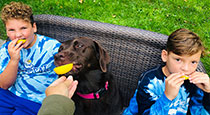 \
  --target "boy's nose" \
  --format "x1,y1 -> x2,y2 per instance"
15,31 -> 23,38
181,64 -> 189,72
